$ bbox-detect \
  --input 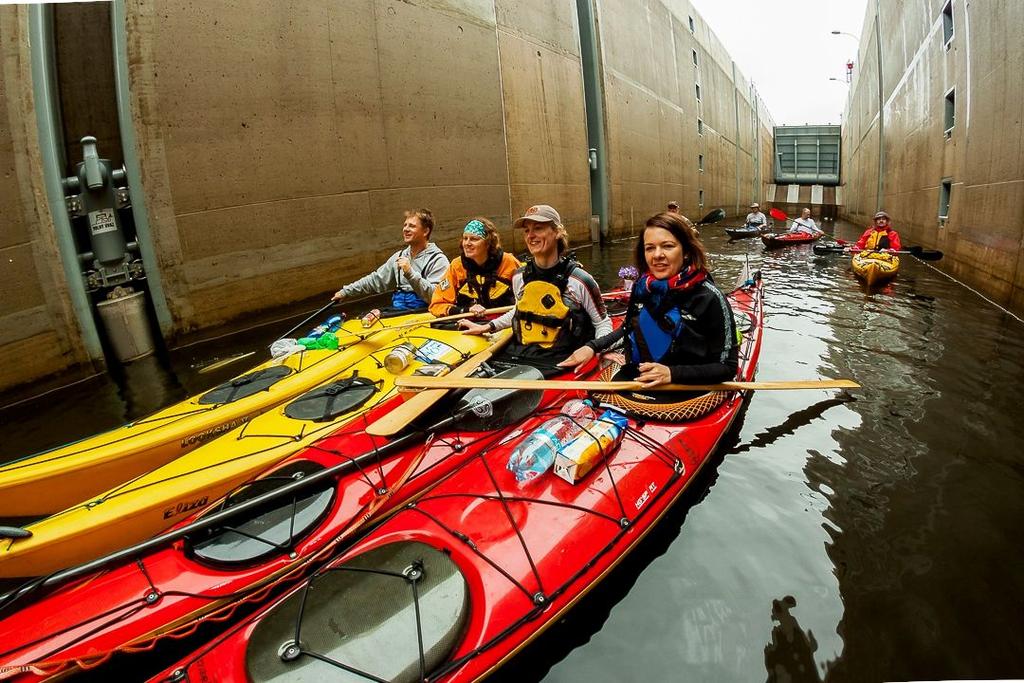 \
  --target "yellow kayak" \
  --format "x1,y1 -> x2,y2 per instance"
0,312 -> 437,518
852,250 -> 900,286
0,324 -> 497,578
